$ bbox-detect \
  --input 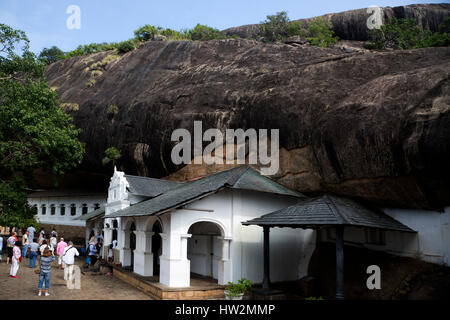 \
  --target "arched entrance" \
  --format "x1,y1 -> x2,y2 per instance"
187,221 -> 223,282
129,222 -> 136,269
152,221 -> 162,276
